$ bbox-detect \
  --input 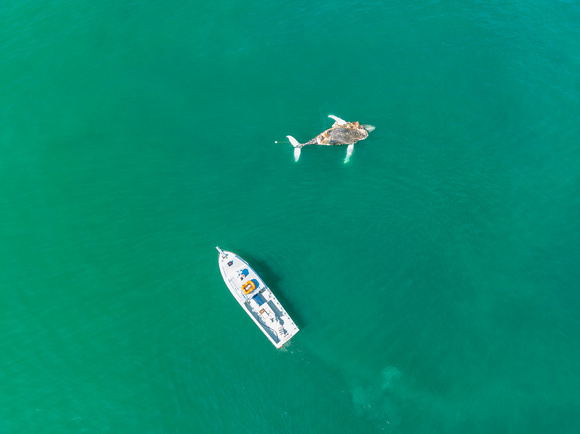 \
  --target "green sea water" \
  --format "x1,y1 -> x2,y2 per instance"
2,1 -> 580,432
